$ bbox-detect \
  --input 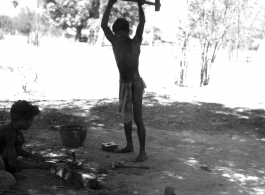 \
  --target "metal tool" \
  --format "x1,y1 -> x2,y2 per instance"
122,0 -> 161,11
111,161 -> 150,170
48,151 -> 82,169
